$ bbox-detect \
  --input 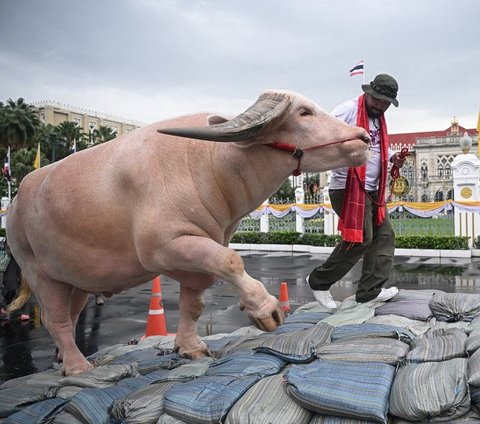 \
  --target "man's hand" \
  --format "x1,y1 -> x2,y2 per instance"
391,148 -> 410,168
392,152 -> 407,168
